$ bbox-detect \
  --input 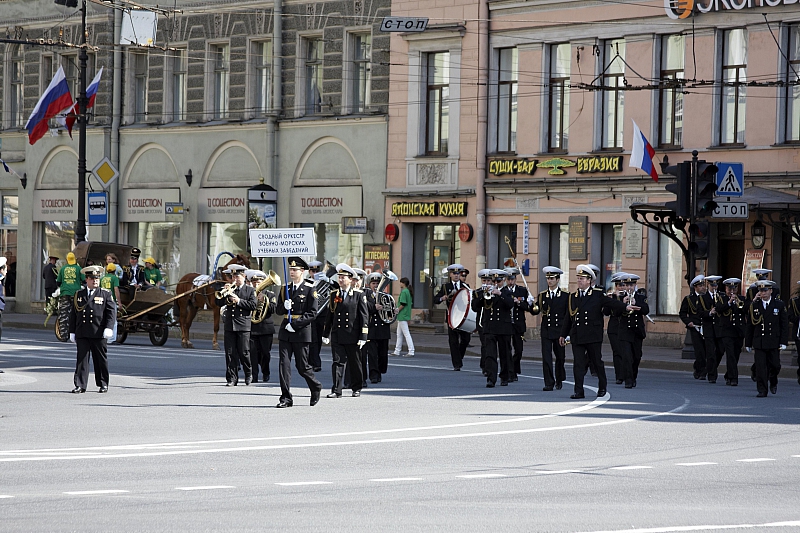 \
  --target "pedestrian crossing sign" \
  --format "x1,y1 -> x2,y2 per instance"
715,162 -> 744,198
